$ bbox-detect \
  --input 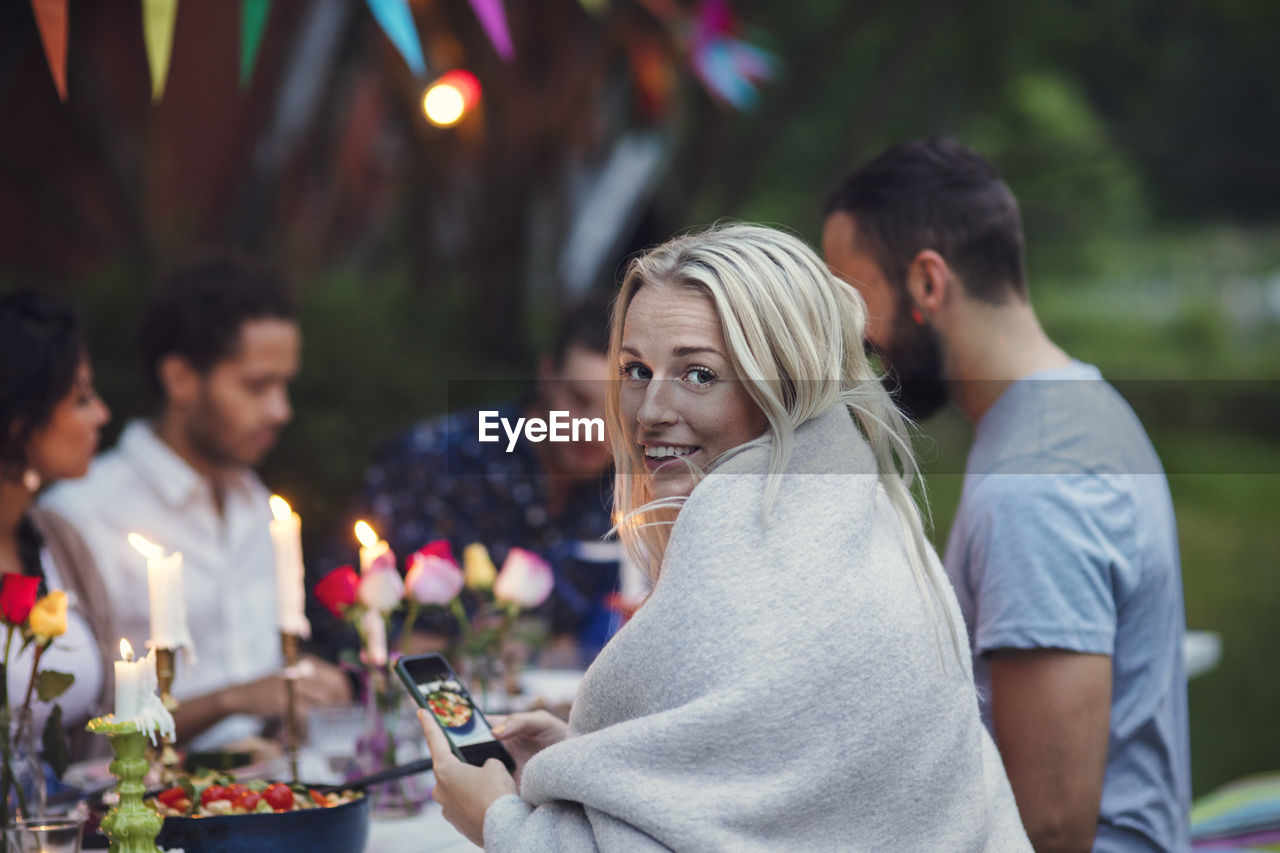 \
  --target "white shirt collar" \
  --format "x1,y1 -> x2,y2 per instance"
116,420 -> 258,507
